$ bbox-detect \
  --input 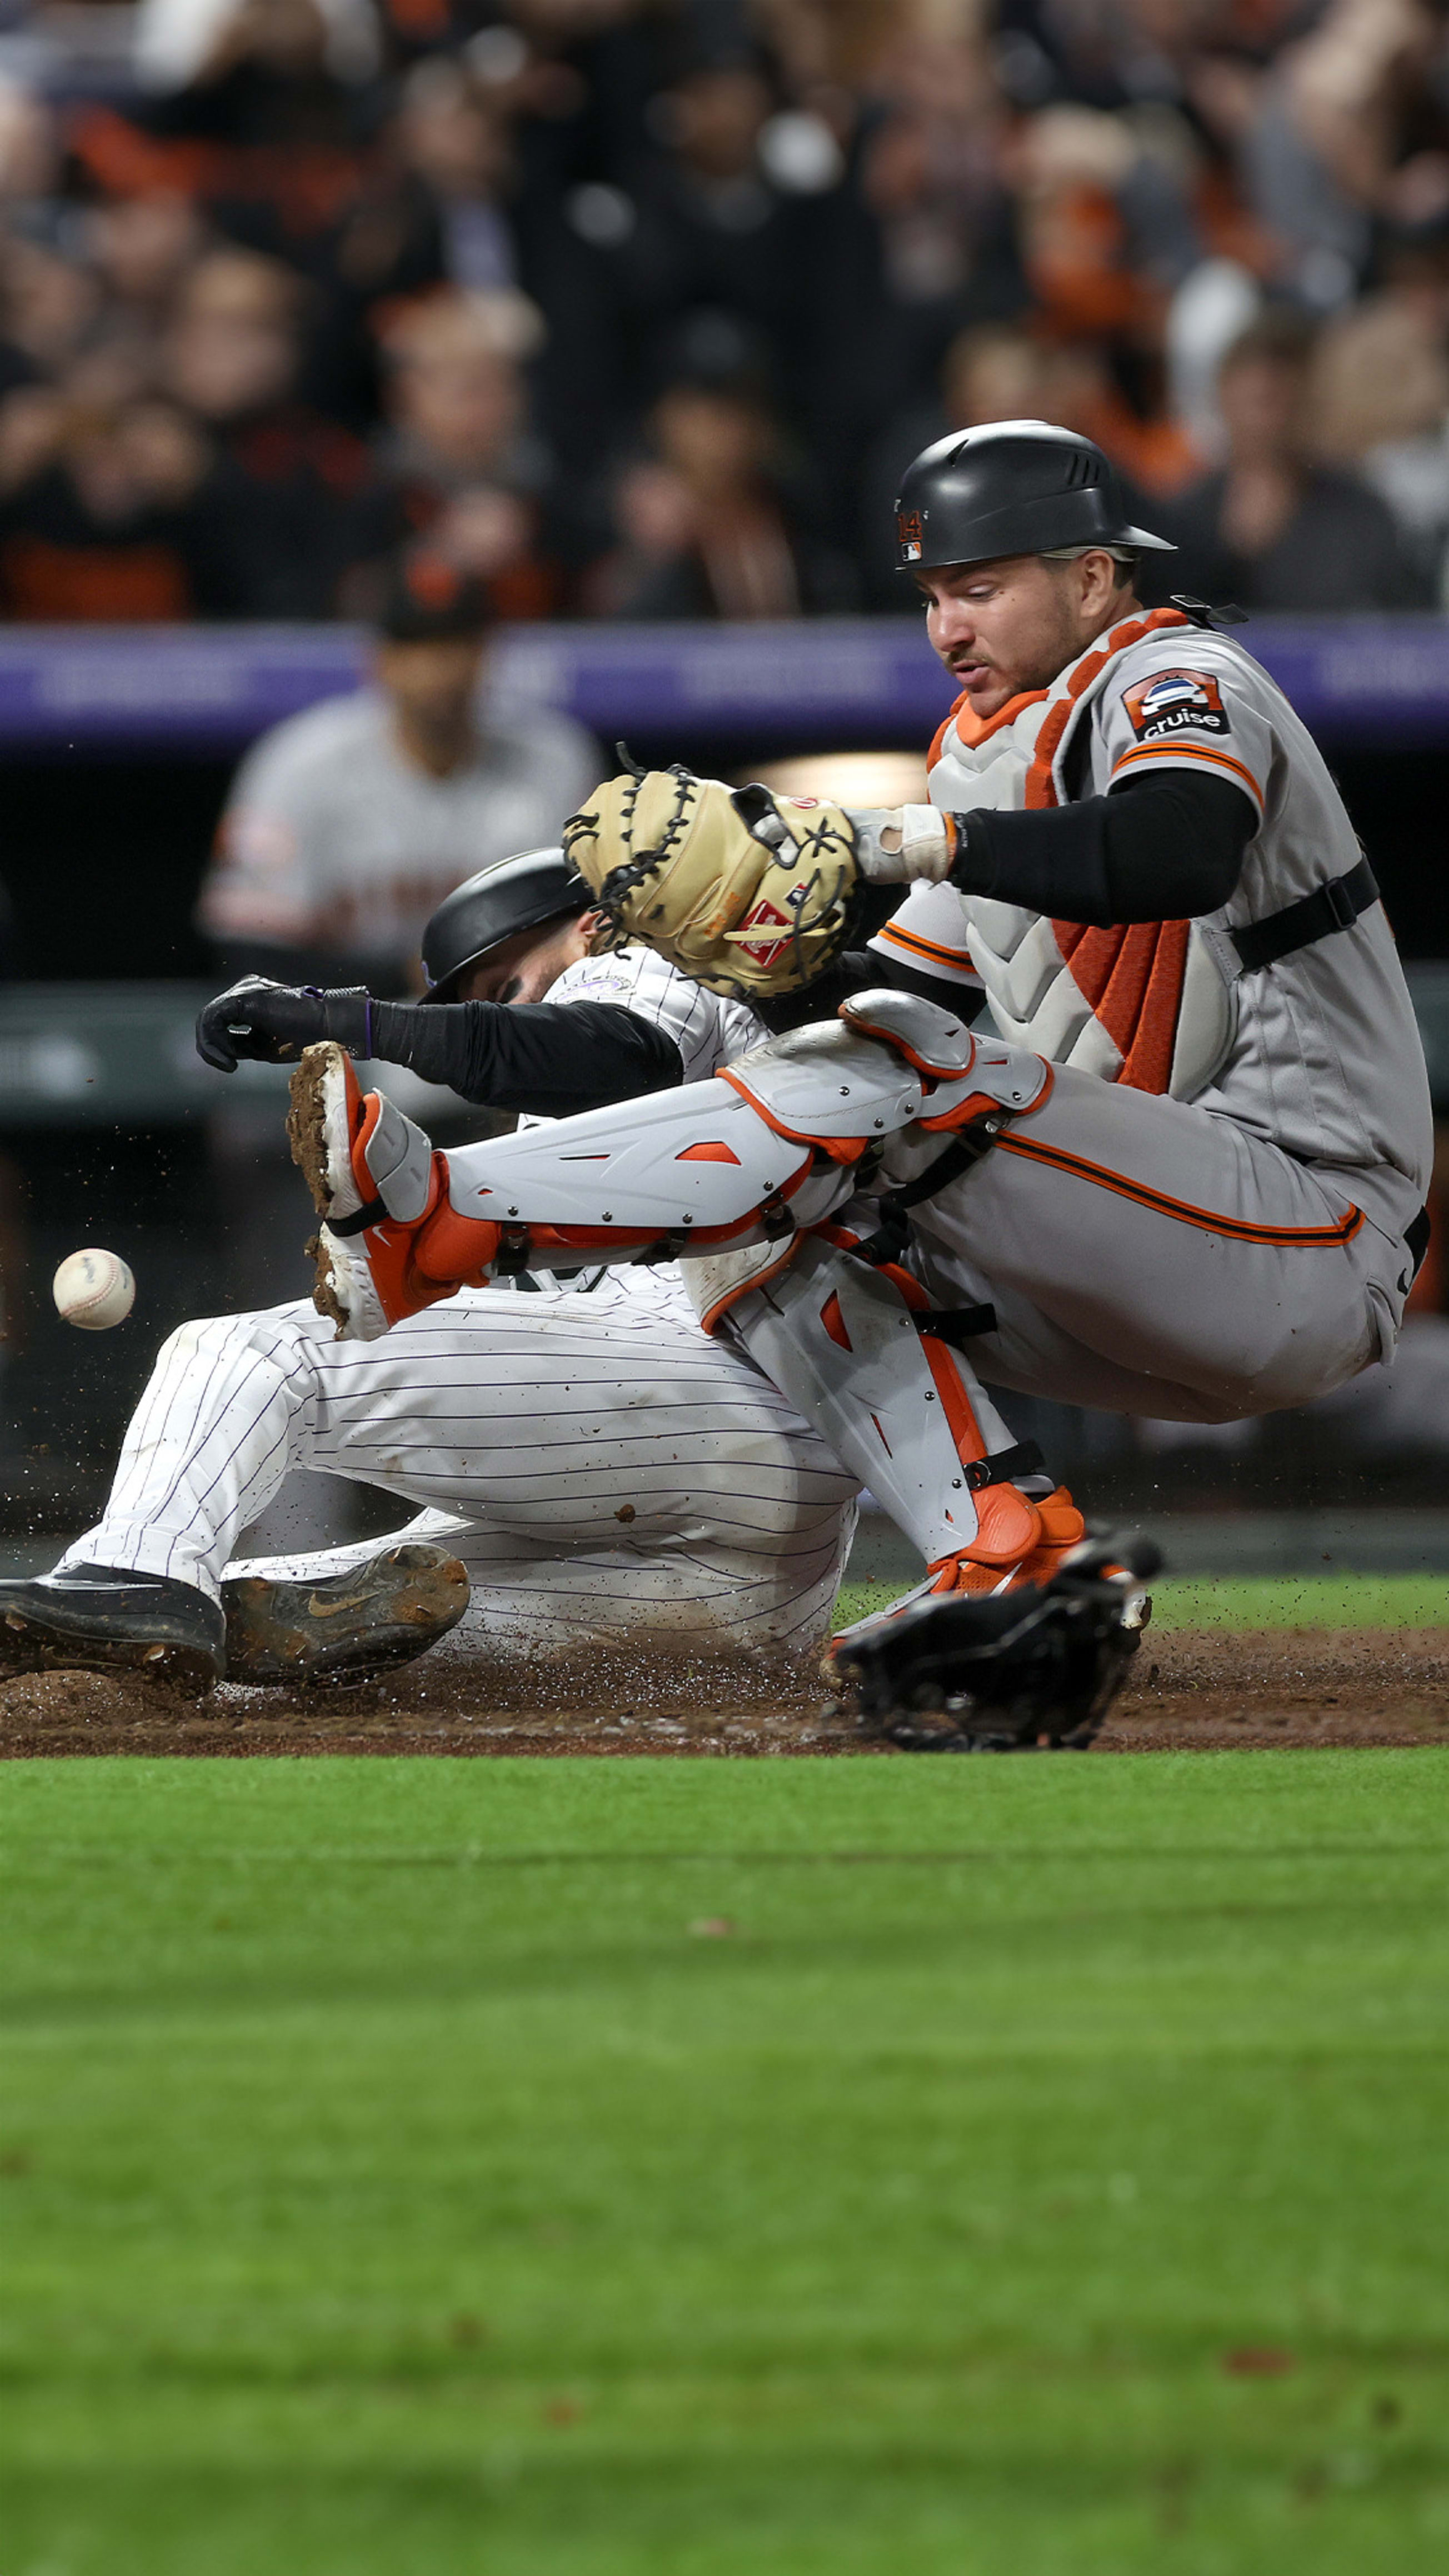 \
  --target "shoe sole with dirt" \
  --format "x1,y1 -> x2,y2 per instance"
0,1600 -> 221,1696
288,1043 -> 382,1337
222,1542 -> 469,1686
